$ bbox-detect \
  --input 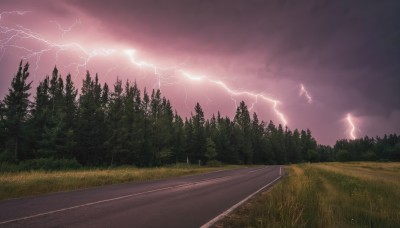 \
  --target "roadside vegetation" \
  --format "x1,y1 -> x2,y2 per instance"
217,162 -> 400,227
0,164 -> 239,200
